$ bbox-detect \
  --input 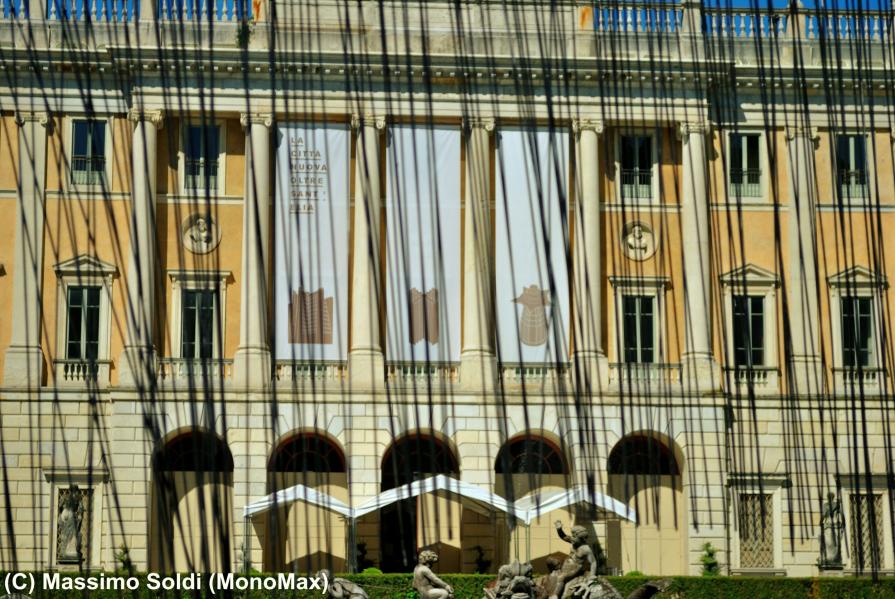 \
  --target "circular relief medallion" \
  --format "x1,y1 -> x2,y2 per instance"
182,213 -> 221,254
621,221 -> 657,261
